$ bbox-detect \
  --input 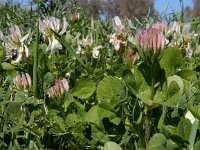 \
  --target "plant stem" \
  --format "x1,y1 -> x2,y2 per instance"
150,64 -> 155,100
33,1 -> 39,98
